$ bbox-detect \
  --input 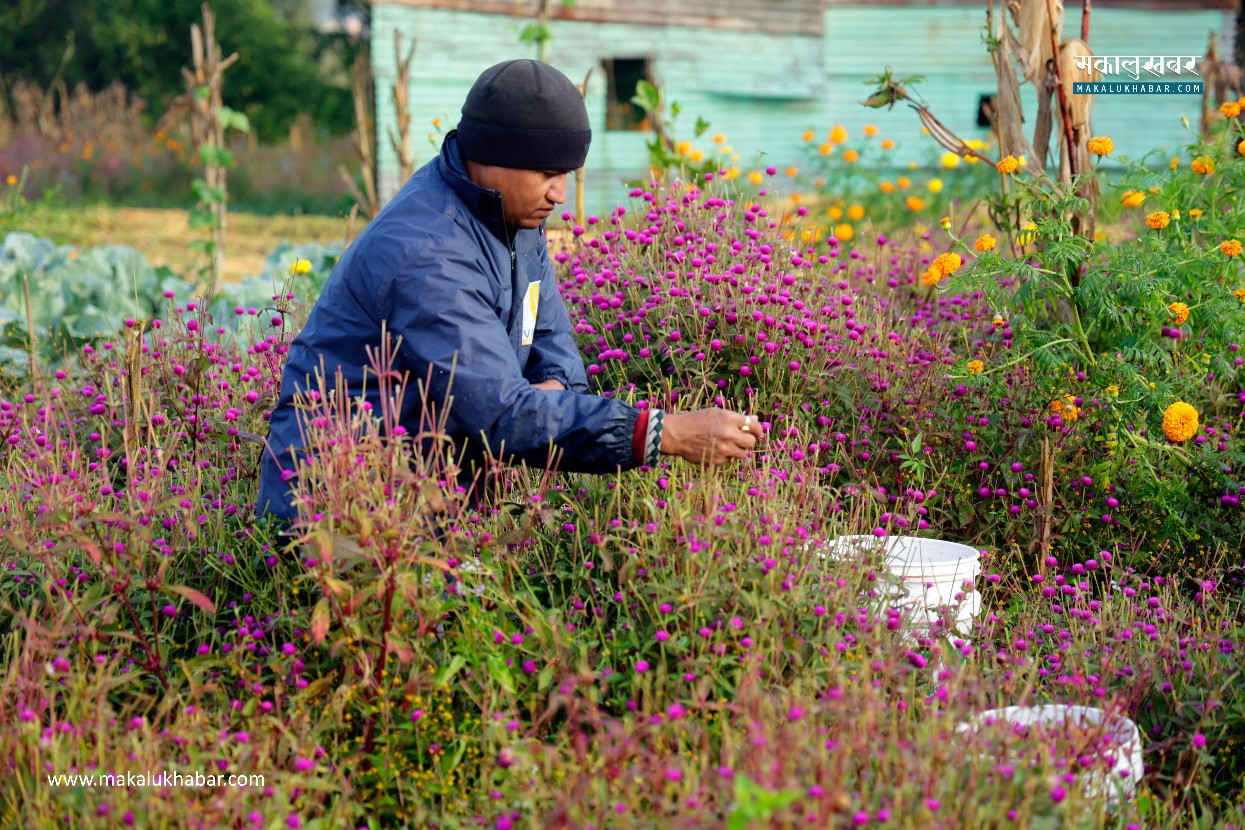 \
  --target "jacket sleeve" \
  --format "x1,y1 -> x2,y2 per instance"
380,232 -> 640,474
523,240 -> 590,393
